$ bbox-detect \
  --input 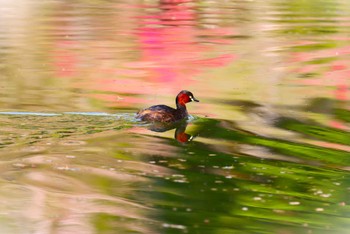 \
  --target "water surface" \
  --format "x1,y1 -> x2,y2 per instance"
0,0 -> 350,233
